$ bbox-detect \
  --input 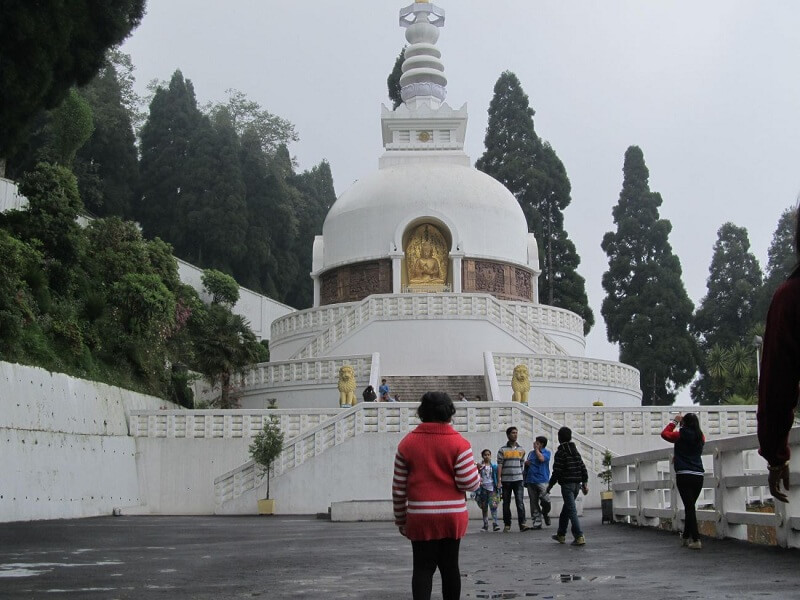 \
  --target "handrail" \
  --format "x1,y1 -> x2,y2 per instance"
609,427 -> 800,548
212,402 -> 613,509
